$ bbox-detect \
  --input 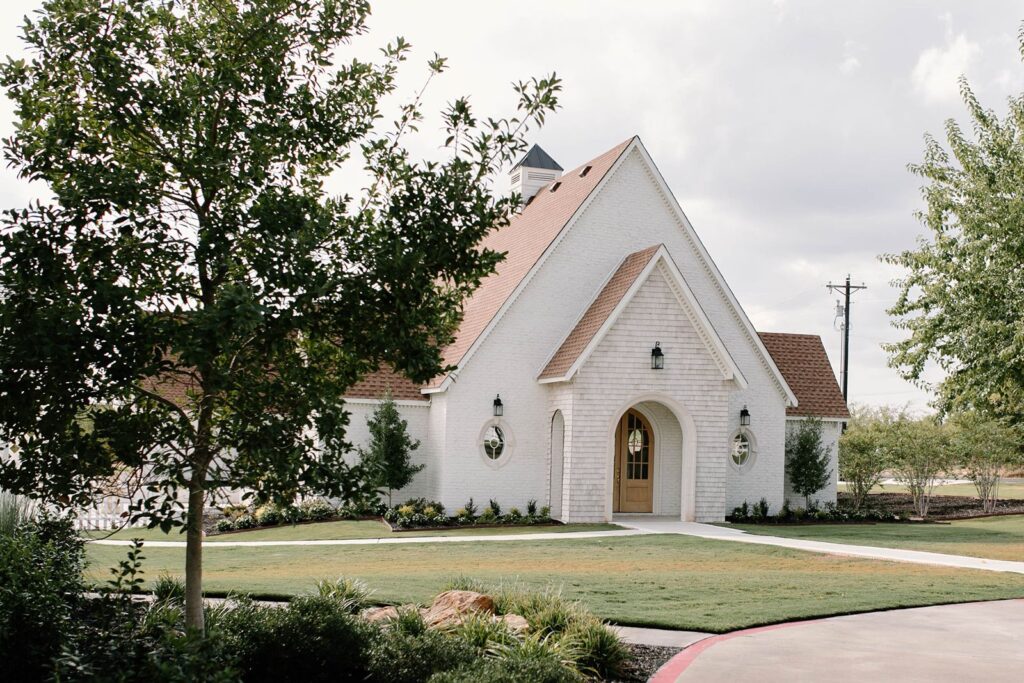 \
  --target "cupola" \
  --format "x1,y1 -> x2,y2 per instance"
510,144 -> 562,206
